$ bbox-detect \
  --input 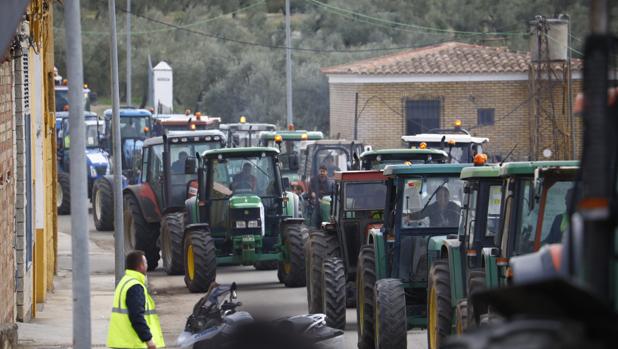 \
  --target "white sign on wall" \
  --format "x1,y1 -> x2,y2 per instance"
152,61 -> 173,114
